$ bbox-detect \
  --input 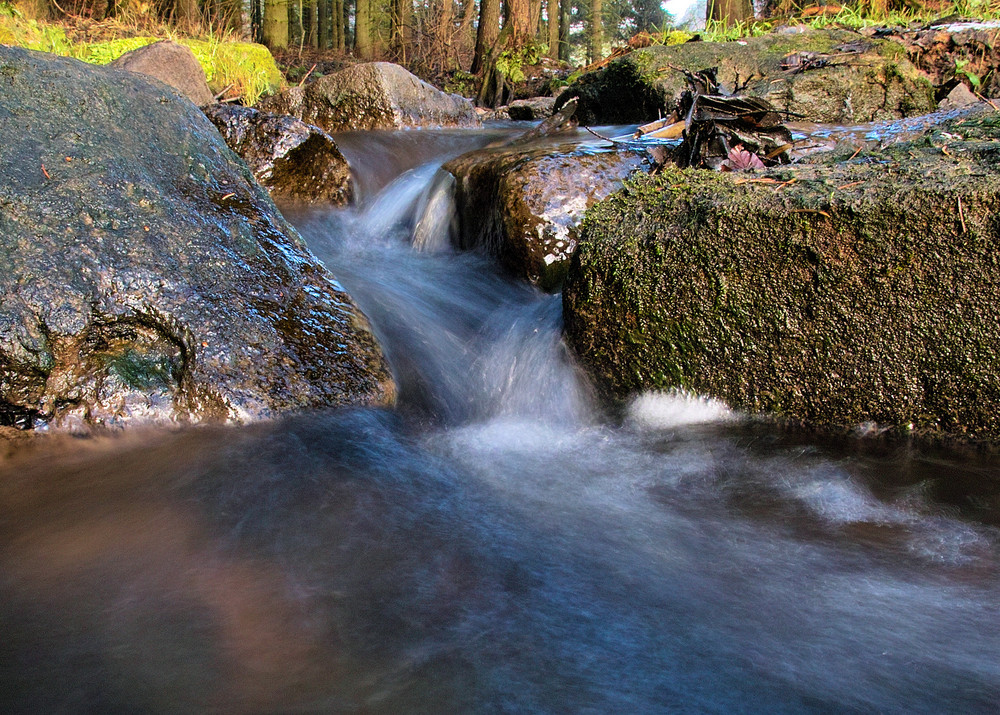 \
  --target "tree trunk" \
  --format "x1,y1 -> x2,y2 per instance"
355,0 -> 373,59
319,0 -> 329,48
529,0 -> 542,39
546,0 -> 558,59
507,0 -> 530,40
706,0 -> 753,25
334,0 -> 345,49
263,0 -> 288,47
175,0 -> 201,32
309,0 -> 319,46
587,0 -> 602,64
471,0 -> 500,74
558,0 -> 569,62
